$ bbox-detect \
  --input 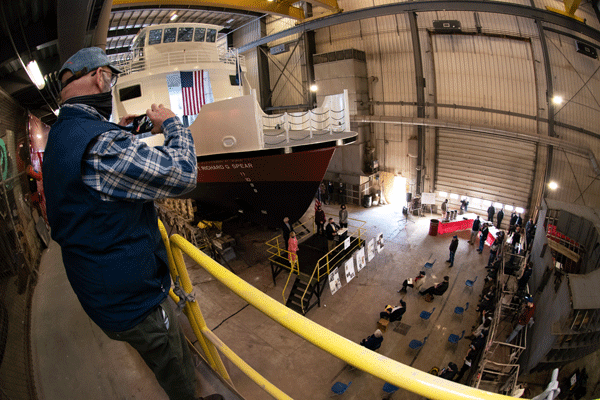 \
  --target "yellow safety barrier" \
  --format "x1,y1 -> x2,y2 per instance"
159,220 -> 524,400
